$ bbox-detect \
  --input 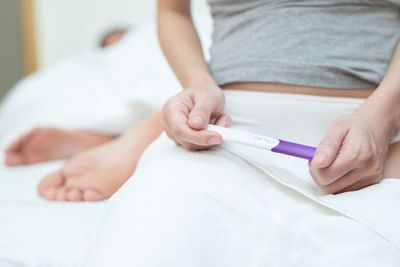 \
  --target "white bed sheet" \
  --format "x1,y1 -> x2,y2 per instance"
0,13 -> 212,267
0,157 -> 108,267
